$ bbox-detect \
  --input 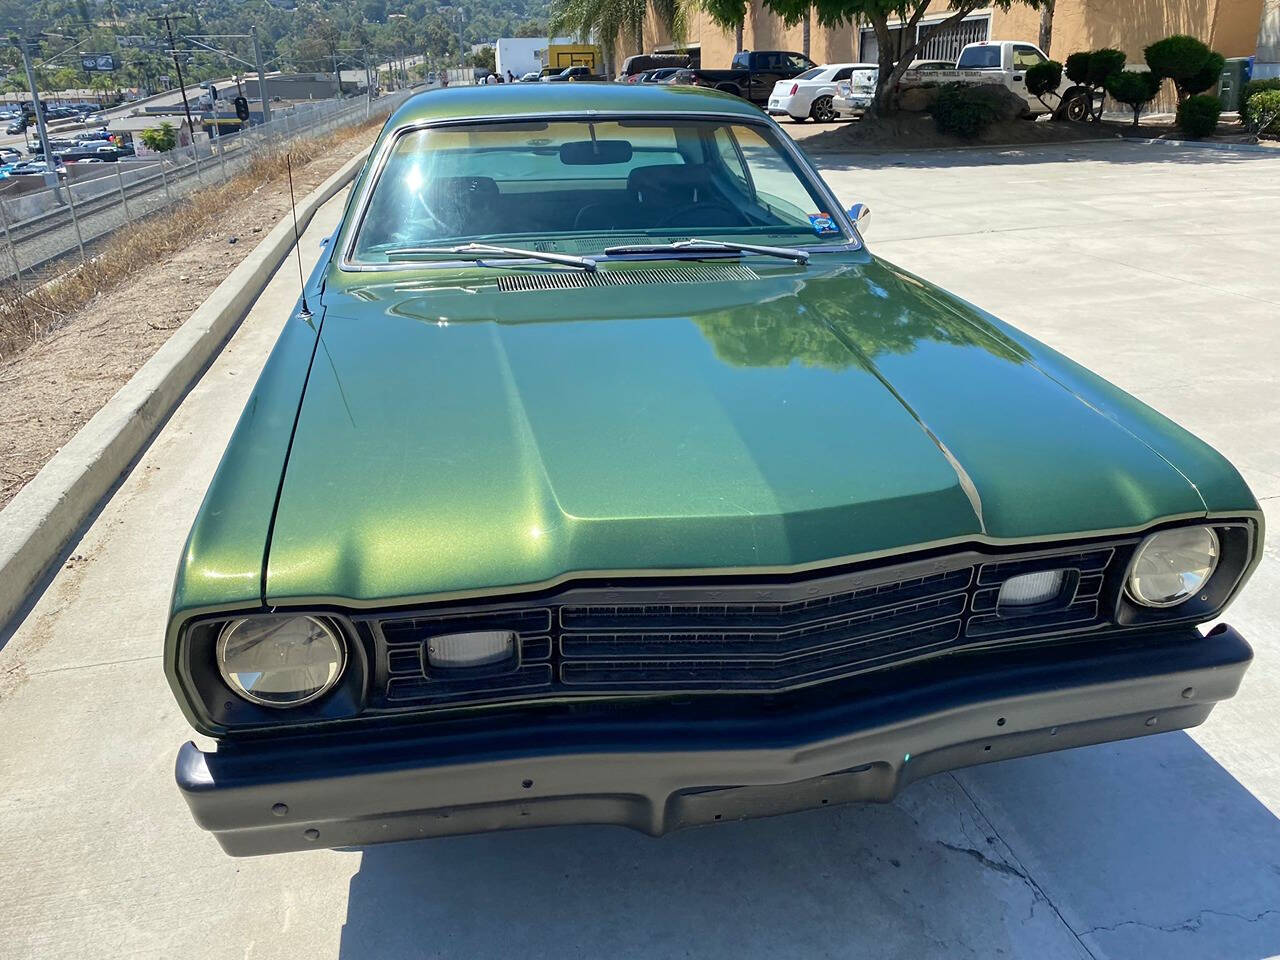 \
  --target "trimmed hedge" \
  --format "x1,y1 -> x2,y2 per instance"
932,82 -> 1001,138
1176,94 -> 1222,138
1246,90 -> 1280,137
1145,35 -> 1216,100
1105,70 -> 1161,127
1024,59 -> 1063,109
